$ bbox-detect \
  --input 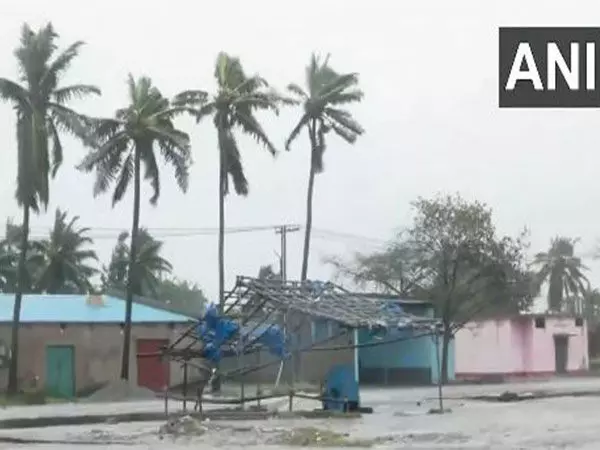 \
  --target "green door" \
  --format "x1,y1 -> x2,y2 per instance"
45,345 -> 75,398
